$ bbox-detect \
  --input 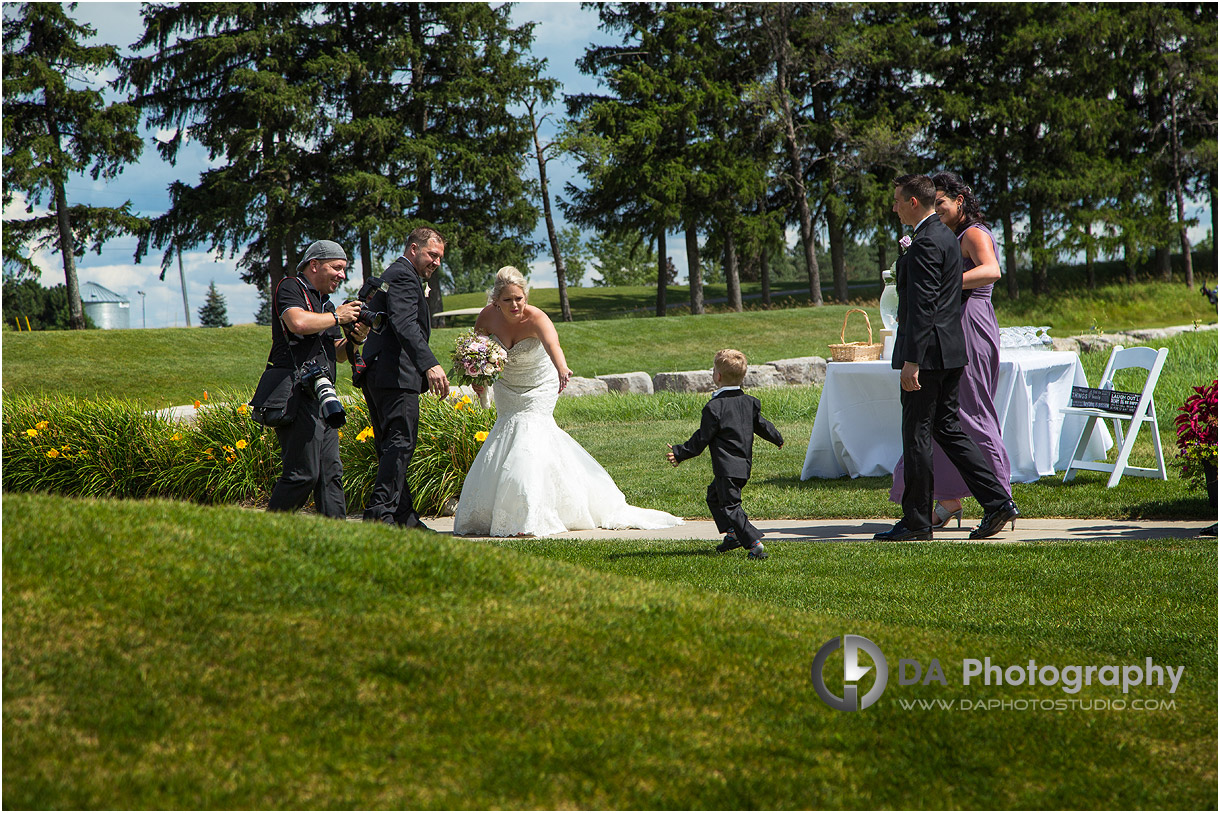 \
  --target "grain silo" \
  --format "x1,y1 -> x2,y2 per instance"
80,282 -> 130,329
